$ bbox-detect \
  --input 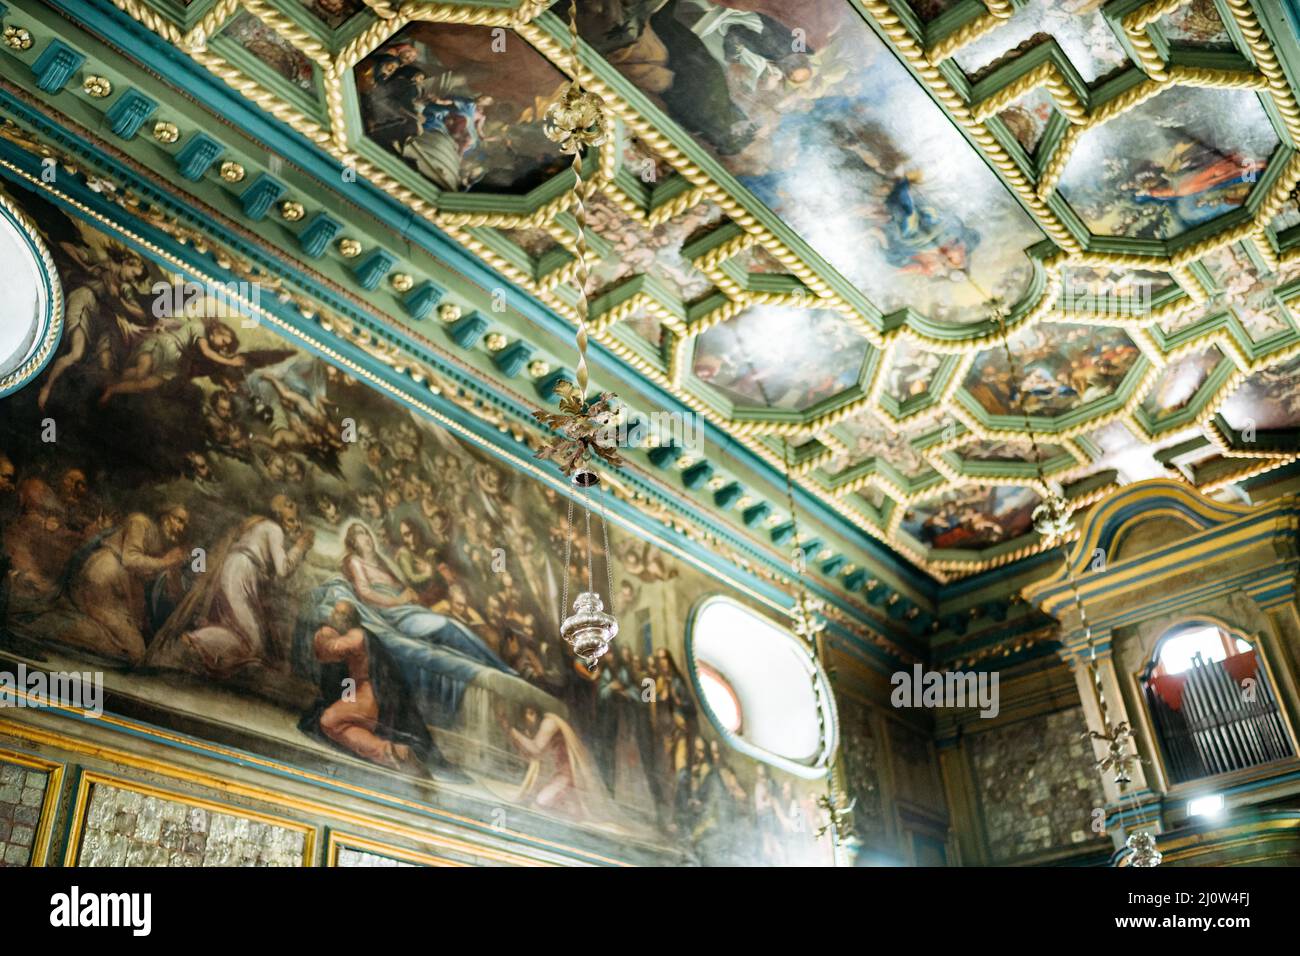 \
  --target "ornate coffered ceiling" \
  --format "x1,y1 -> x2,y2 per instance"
6,0 -> 1300,597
